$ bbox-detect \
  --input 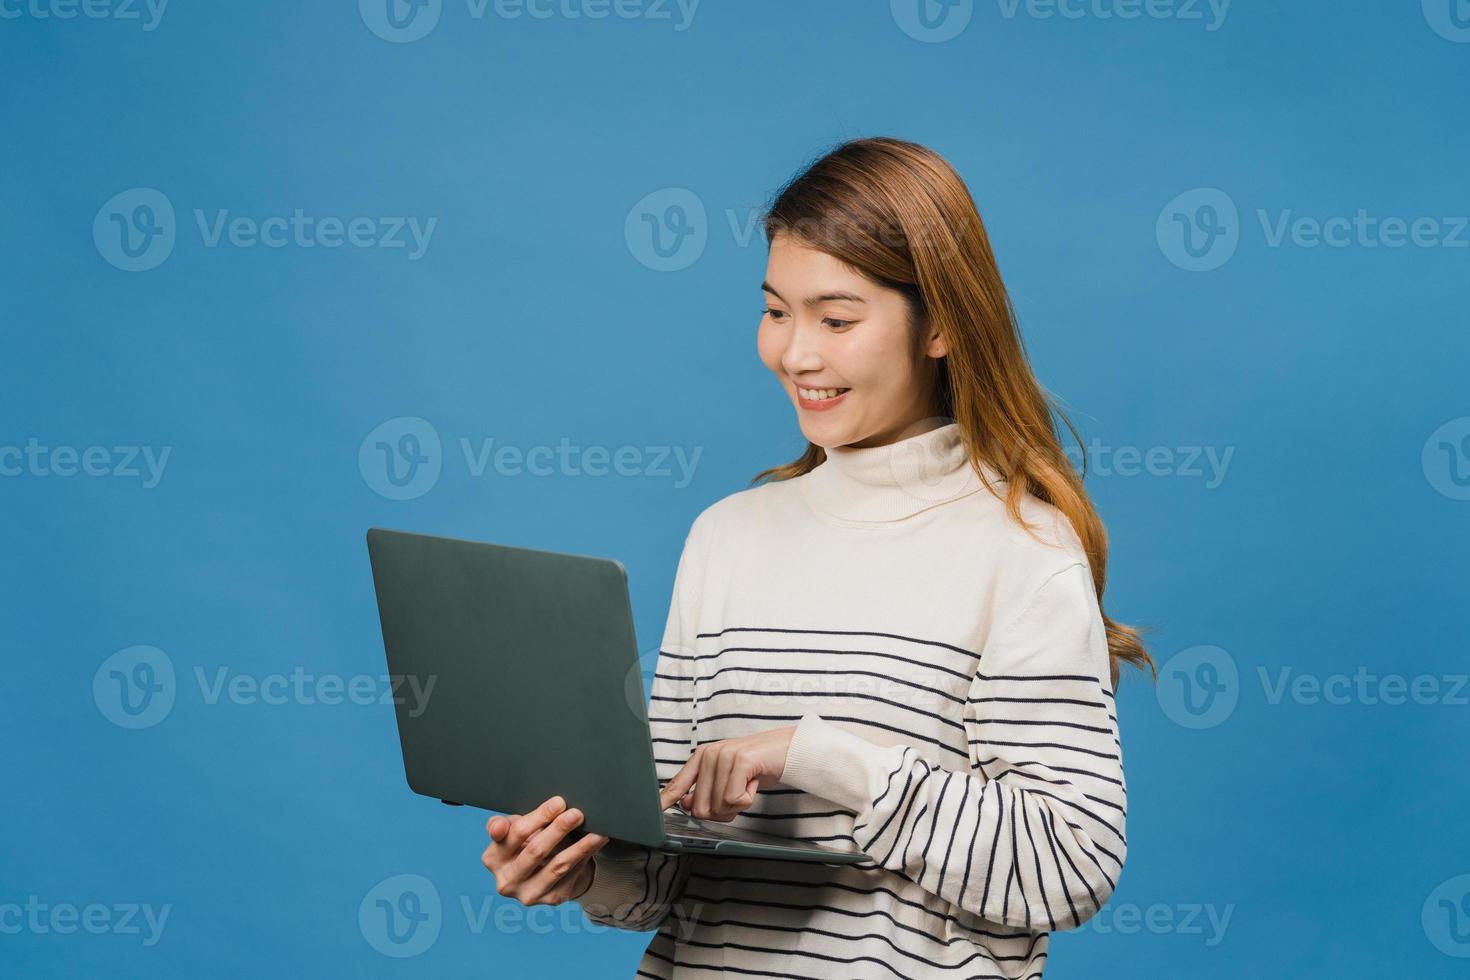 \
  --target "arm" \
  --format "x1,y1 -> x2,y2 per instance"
576,517 -> 708,931
778,561 -> 1127,931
